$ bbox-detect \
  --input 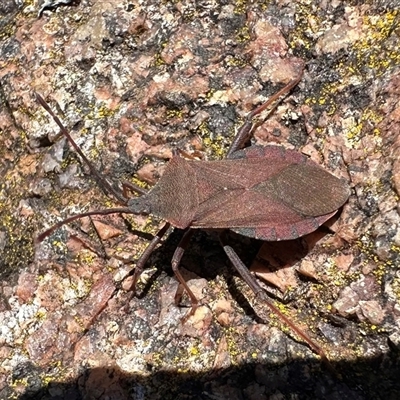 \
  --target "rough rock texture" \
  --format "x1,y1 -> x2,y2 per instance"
0,1 -> 399,399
